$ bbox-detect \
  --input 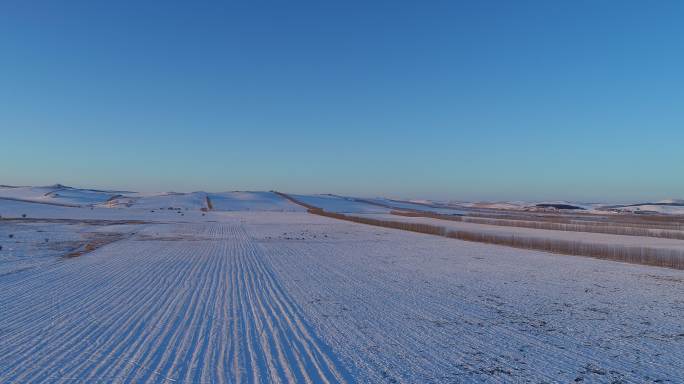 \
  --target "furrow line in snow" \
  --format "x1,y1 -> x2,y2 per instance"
0,221 -> 349,383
